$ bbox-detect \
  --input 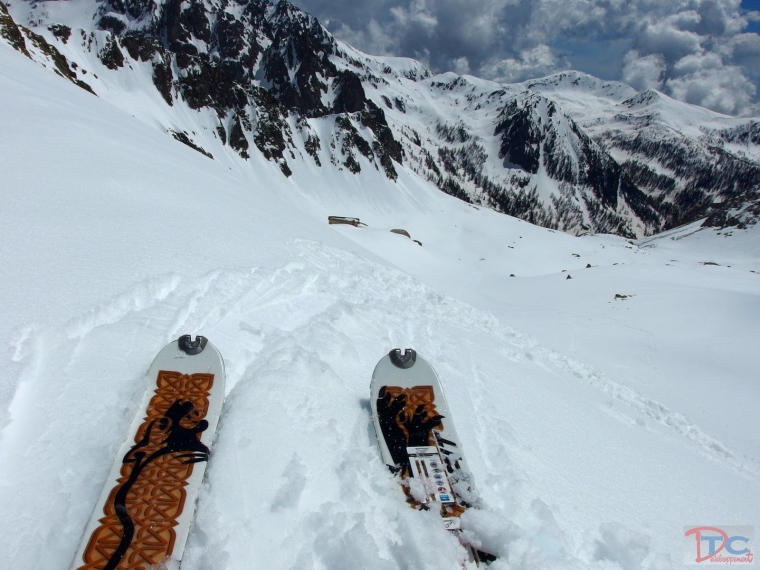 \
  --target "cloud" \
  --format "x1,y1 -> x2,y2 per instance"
634,12 -> 704,60
292,0 -> 760,115
725,32 -> 760,74
623,51 -> 666,91
330,19 -> 399,59
666,65 -> 756,115
451,57 -> 471,75
480,45 -> 567,83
